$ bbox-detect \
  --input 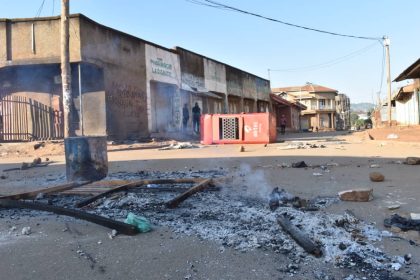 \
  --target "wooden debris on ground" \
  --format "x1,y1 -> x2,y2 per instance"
277,215 -> 322,257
